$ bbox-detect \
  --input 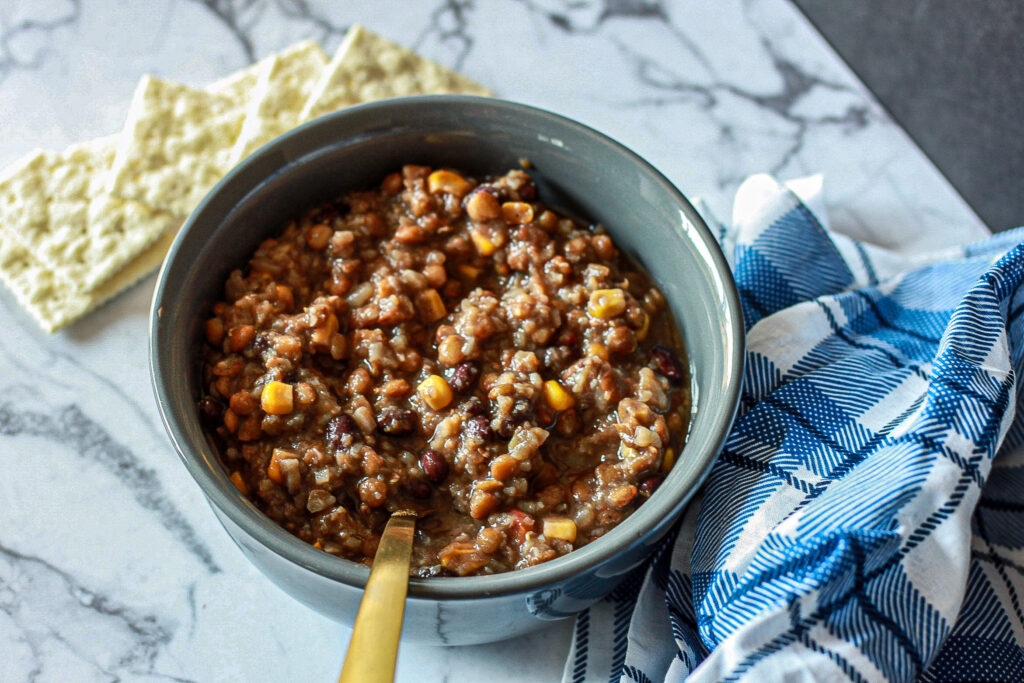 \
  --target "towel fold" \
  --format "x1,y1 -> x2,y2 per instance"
564,175 -> 1024,682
